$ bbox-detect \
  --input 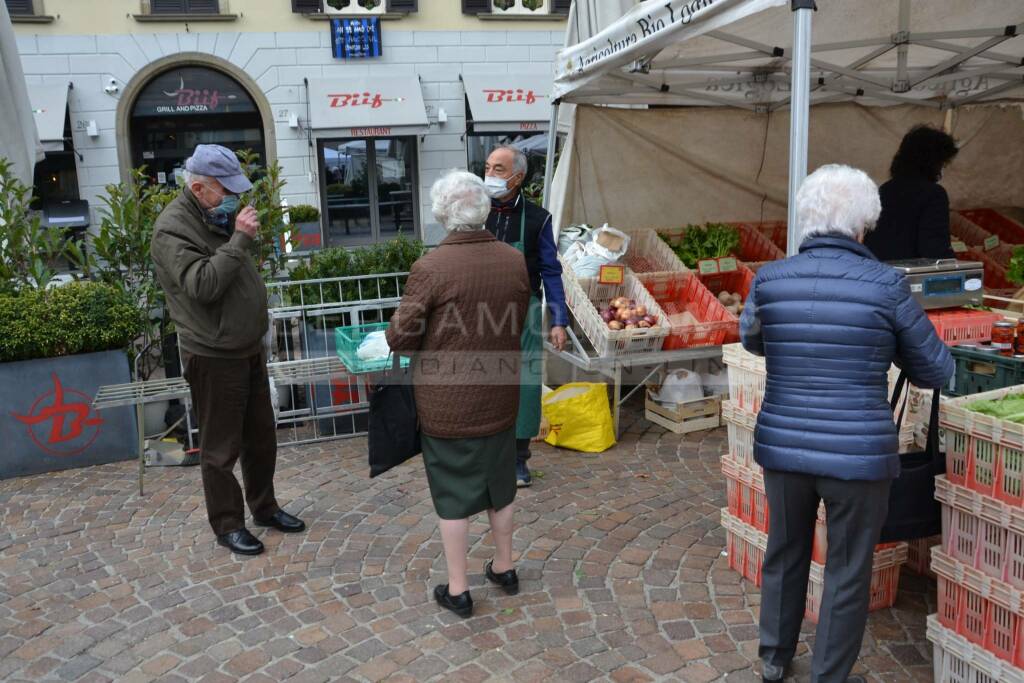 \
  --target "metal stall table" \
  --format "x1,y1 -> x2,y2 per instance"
545,328 -> 723,439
